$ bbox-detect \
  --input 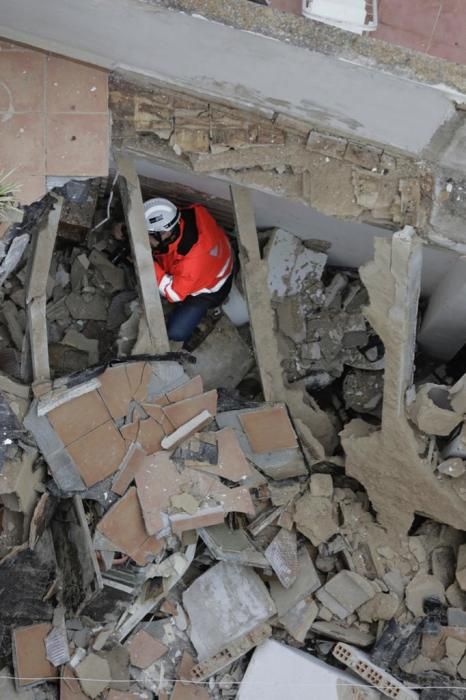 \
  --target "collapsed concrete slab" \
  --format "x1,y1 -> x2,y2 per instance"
341,228 -> 466,534
182,561 -> 276,661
